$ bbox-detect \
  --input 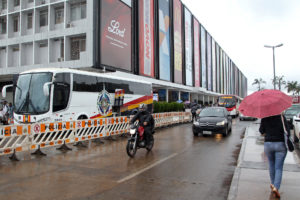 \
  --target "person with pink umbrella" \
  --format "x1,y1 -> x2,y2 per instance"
239,89 -> 293,198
